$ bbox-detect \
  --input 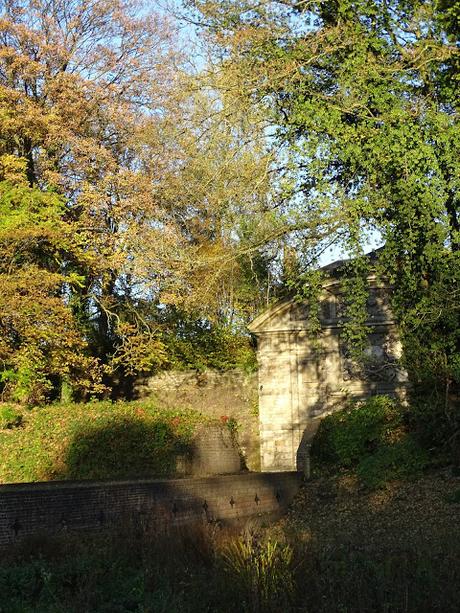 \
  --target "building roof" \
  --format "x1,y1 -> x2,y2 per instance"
248,249 -> 385,334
